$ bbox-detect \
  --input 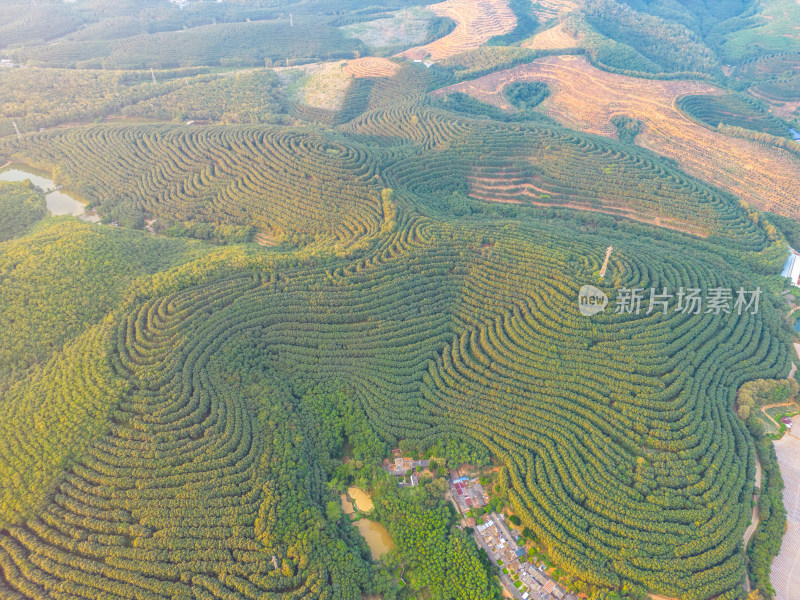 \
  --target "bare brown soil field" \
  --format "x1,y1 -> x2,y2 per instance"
749,86 -> 800,119
522,22 -> 579,50
431,55 -> 800,218
342,57 -> 401,78
397,0 -> 516,61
